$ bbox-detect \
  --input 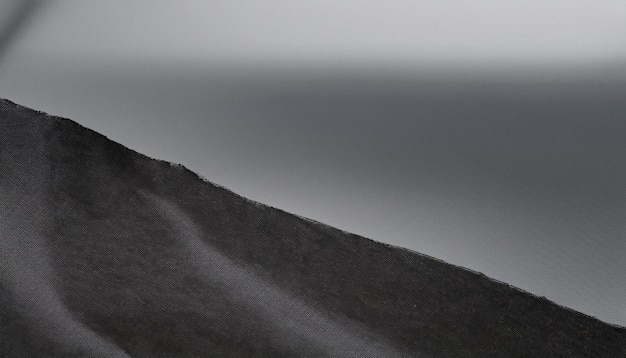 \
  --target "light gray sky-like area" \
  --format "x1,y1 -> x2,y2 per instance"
3,0 -> 626,66
0,0 -> 625,327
